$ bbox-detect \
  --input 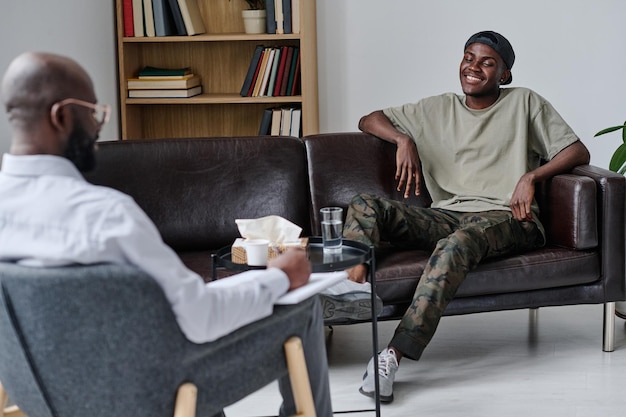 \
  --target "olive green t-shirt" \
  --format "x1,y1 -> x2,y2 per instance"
383,87 -> 580,216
